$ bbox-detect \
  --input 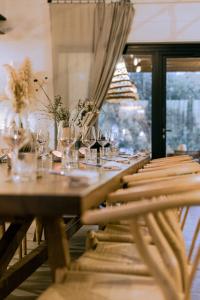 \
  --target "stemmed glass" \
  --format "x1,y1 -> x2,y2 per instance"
36,129 -> 49,160
110,131 -> 119,155
59,125 -> 76,169
81,126 -> 96,162
97,129 -> 108,157
0,115 -> 31,181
